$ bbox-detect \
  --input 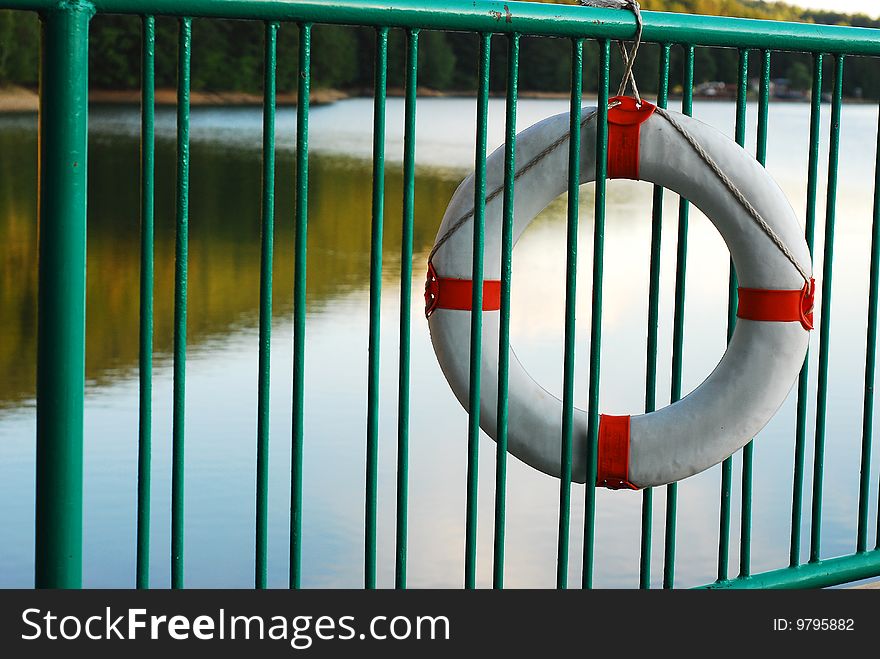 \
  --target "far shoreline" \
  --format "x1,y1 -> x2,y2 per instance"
1,84 -> 873,114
